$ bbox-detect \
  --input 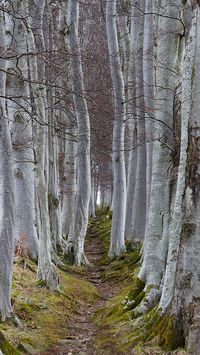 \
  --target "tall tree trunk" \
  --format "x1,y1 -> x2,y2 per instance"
106,0 -> 126,257
45,1 -> 63,249
6,0 -> 38,260
136,0 -> 183,313
129,0 -> 146,242
125,0 -> 138,242
0,8 -> 15,321
143,0 -> 154,231
65,0 -> 91,265
161,7 -> 200,353
28,0 -> 59,288
160,6 -> 197,312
